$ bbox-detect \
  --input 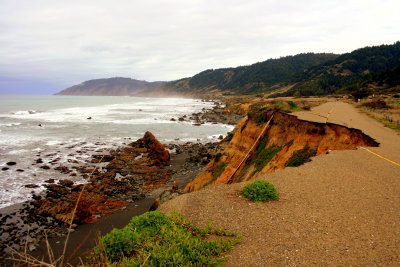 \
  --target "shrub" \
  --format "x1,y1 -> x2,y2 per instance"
248,106 -> 271,125
252,145 -> 281,174
101,228 -> 140,261
285,144 -> 316,167
212,162 -> 228,180
225,131 -> 234,141
241,180 -> 279,202
89,211 -> 239,266
287,100 -> 298,109
361,99 -> 391,109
